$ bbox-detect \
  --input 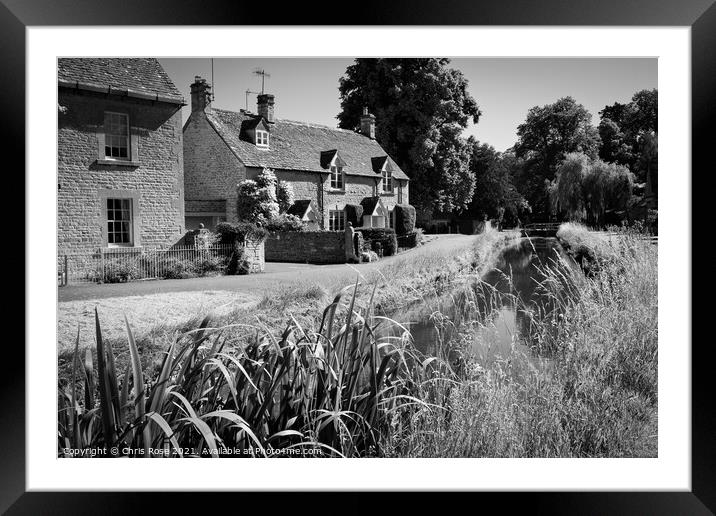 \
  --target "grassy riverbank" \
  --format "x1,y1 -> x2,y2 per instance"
58,225 -> 657,457
390,224 -> 657,457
